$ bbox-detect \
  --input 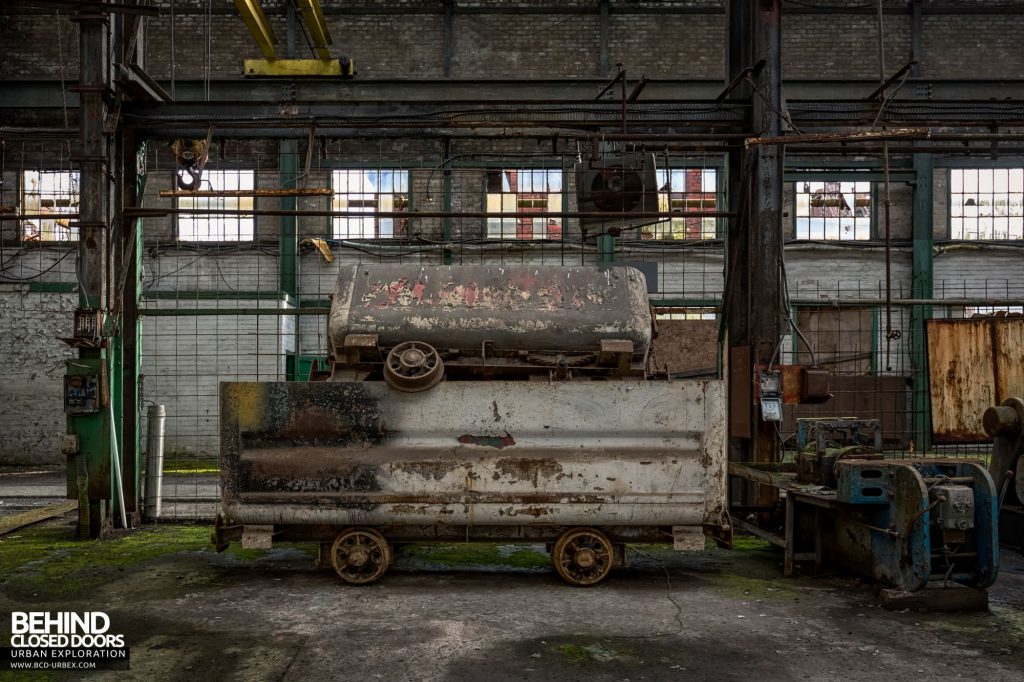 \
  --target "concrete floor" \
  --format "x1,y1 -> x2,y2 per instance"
2,510 -> 1024,682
